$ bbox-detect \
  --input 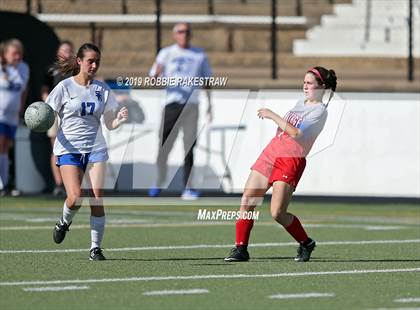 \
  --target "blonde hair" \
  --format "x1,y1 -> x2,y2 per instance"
0,38 -> 24,78
1,38 -> 24,58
